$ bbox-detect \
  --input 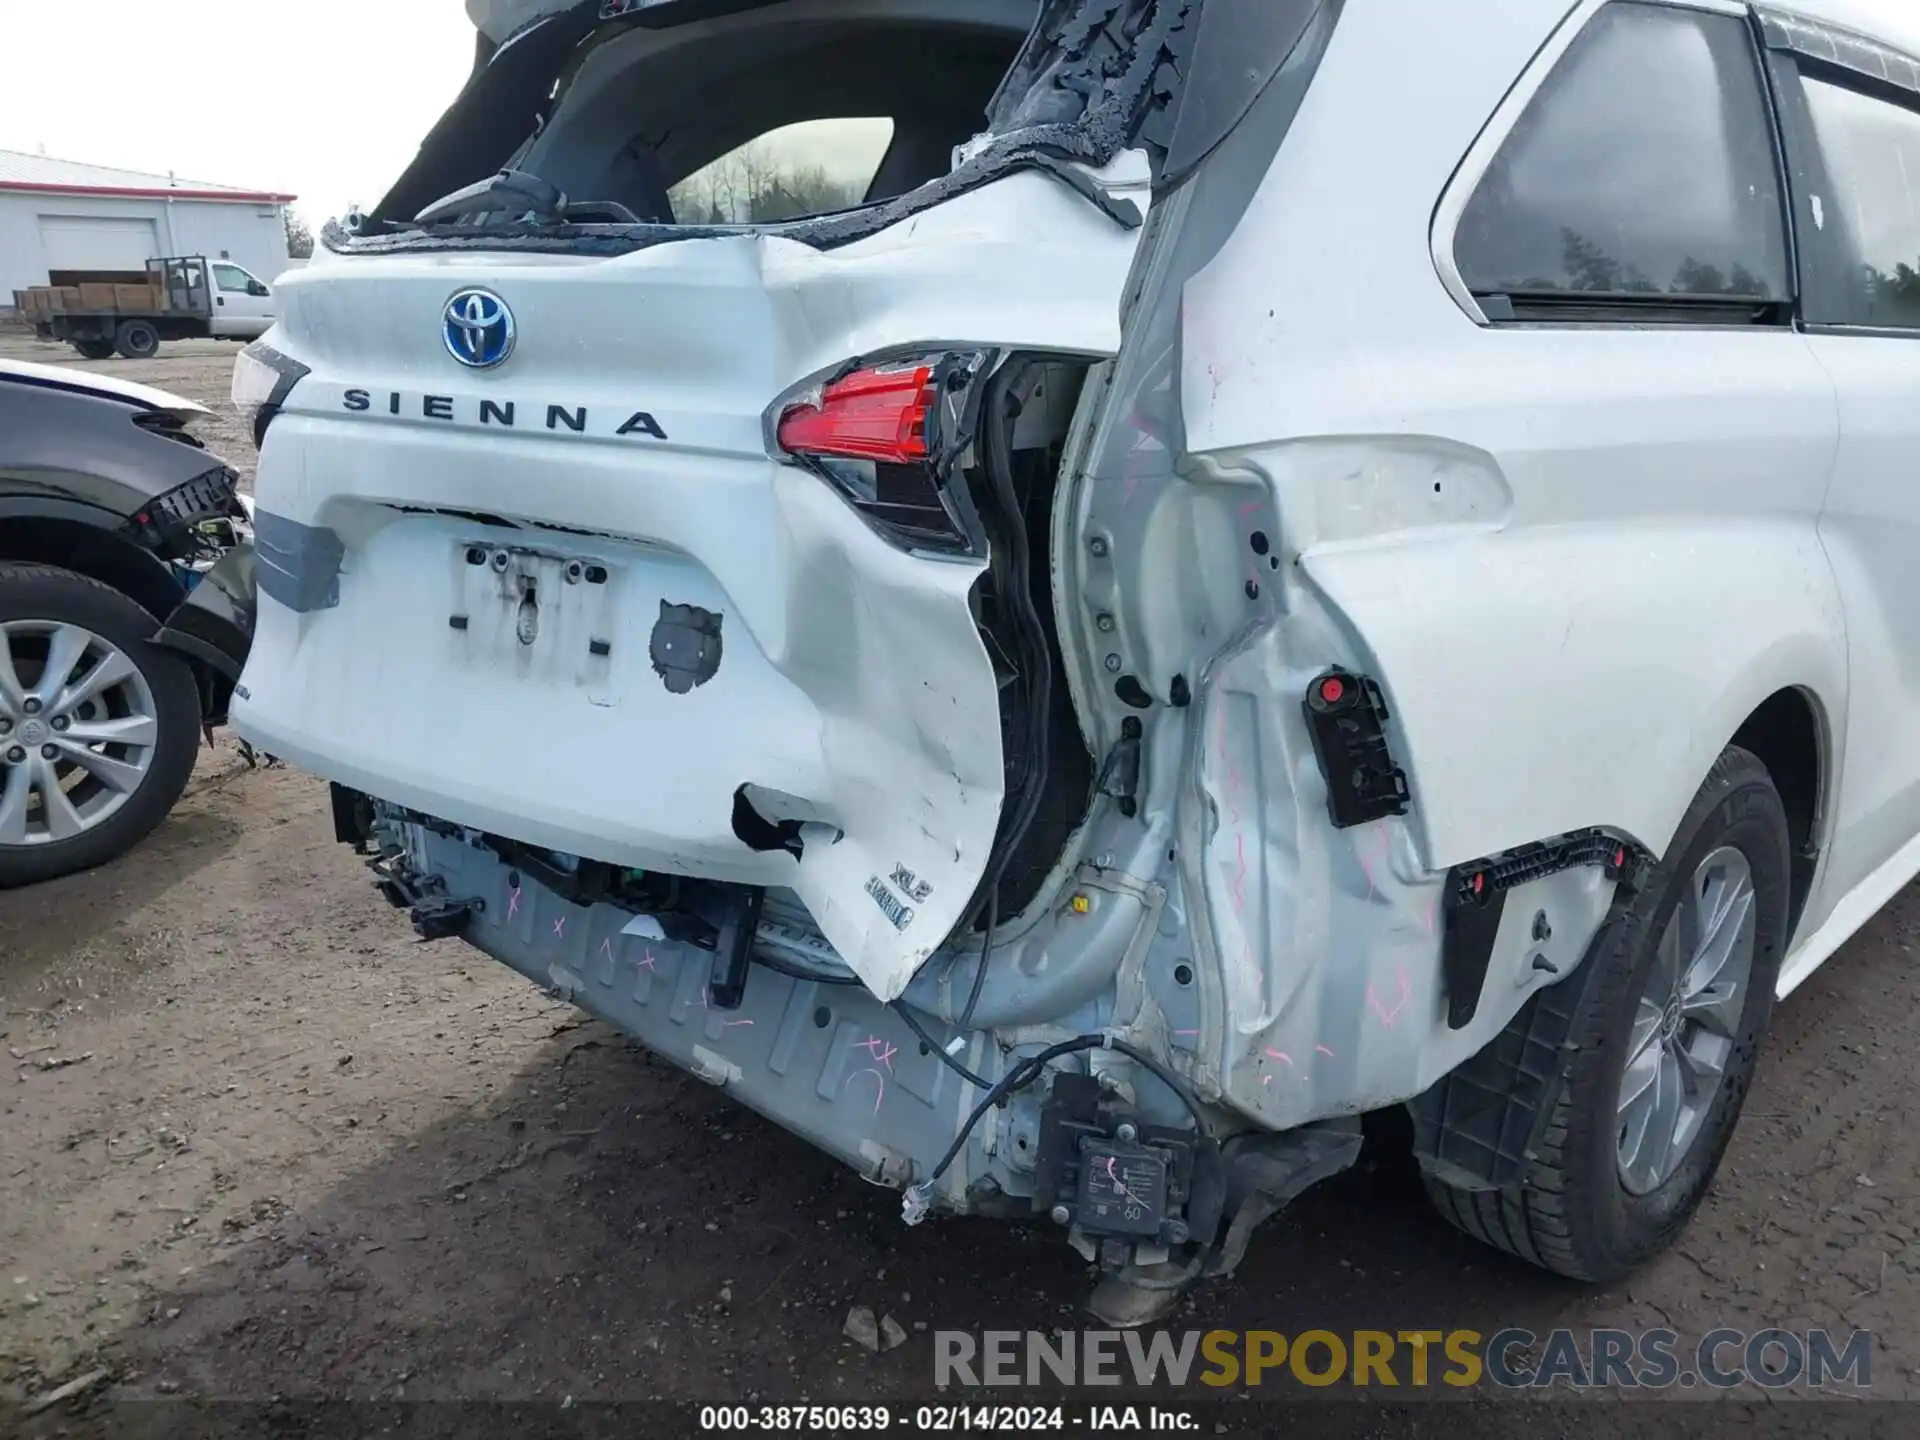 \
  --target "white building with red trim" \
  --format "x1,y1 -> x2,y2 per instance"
0,149 -> 297,311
